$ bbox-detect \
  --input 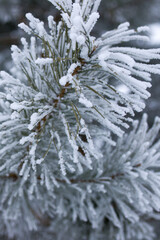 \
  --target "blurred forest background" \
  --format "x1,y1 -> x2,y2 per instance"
0,0 -> 160,239
0,0 -> 160,125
